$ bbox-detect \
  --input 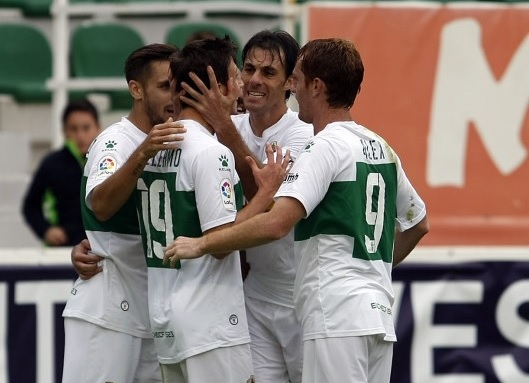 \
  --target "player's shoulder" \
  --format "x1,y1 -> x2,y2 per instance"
284,110 -> 313,131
